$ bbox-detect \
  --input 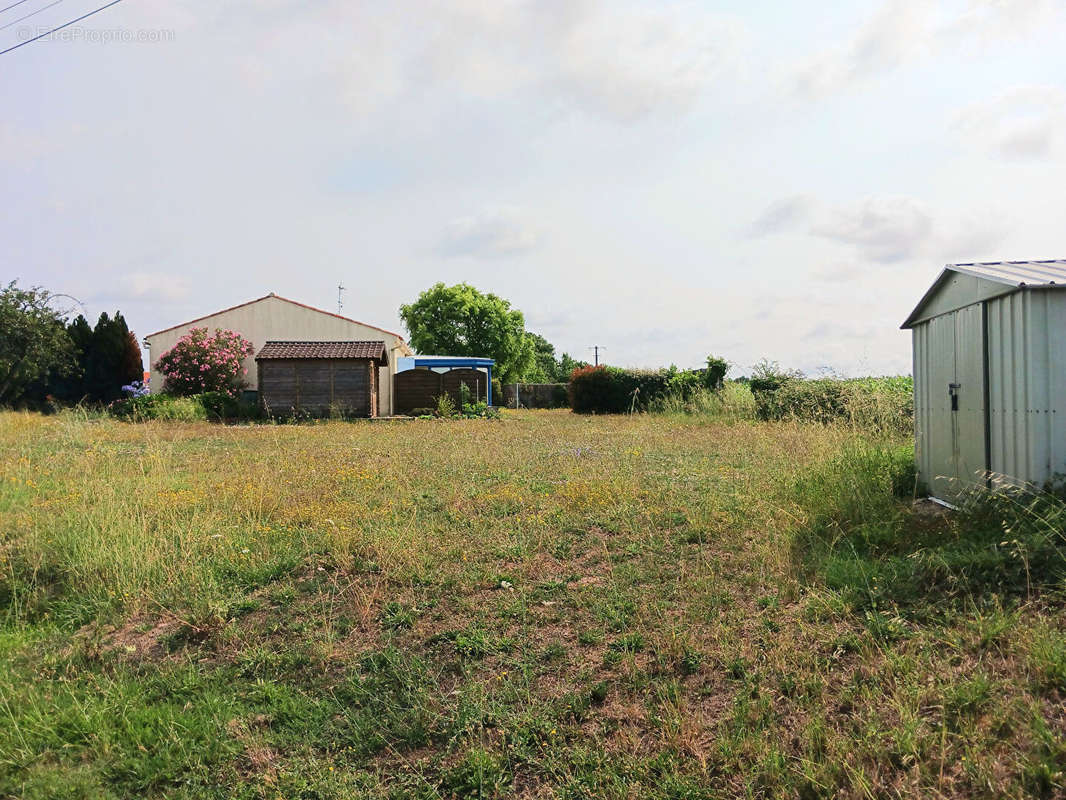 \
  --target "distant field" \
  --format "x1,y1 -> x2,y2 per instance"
1,410 -> 1063,799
